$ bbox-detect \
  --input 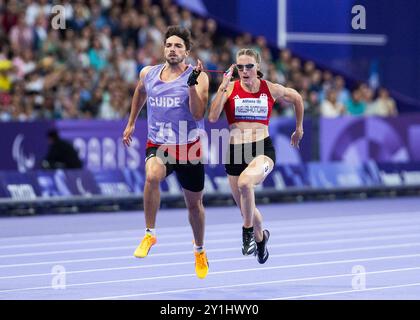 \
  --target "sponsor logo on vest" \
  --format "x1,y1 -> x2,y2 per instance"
148,96 -> 181,107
